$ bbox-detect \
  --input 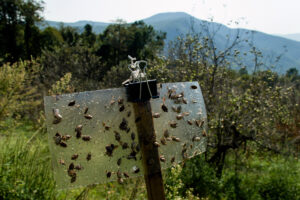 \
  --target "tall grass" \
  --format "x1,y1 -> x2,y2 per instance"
0,134 -> 56,200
